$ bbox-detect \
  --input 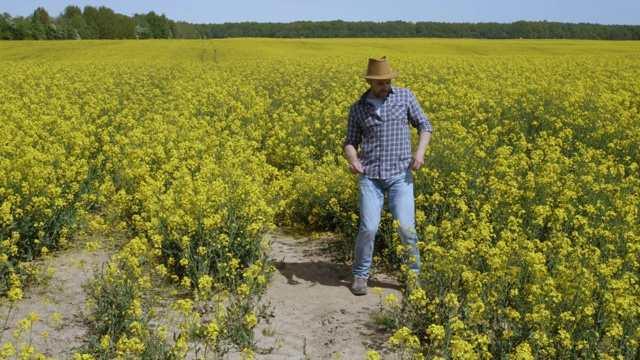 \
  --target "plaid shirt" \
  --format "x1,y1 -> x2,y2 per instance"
344,85 -> 433,179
